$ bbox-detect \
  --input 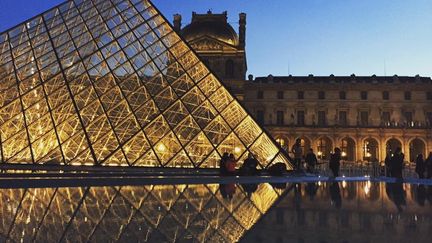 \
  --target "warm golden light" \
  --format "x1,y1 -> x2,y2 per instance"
363,181 -> 371,195
341,151 -> 347,157
157,143 -> 167,153
0,183 -> 285,242
0,0 -> 292,170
